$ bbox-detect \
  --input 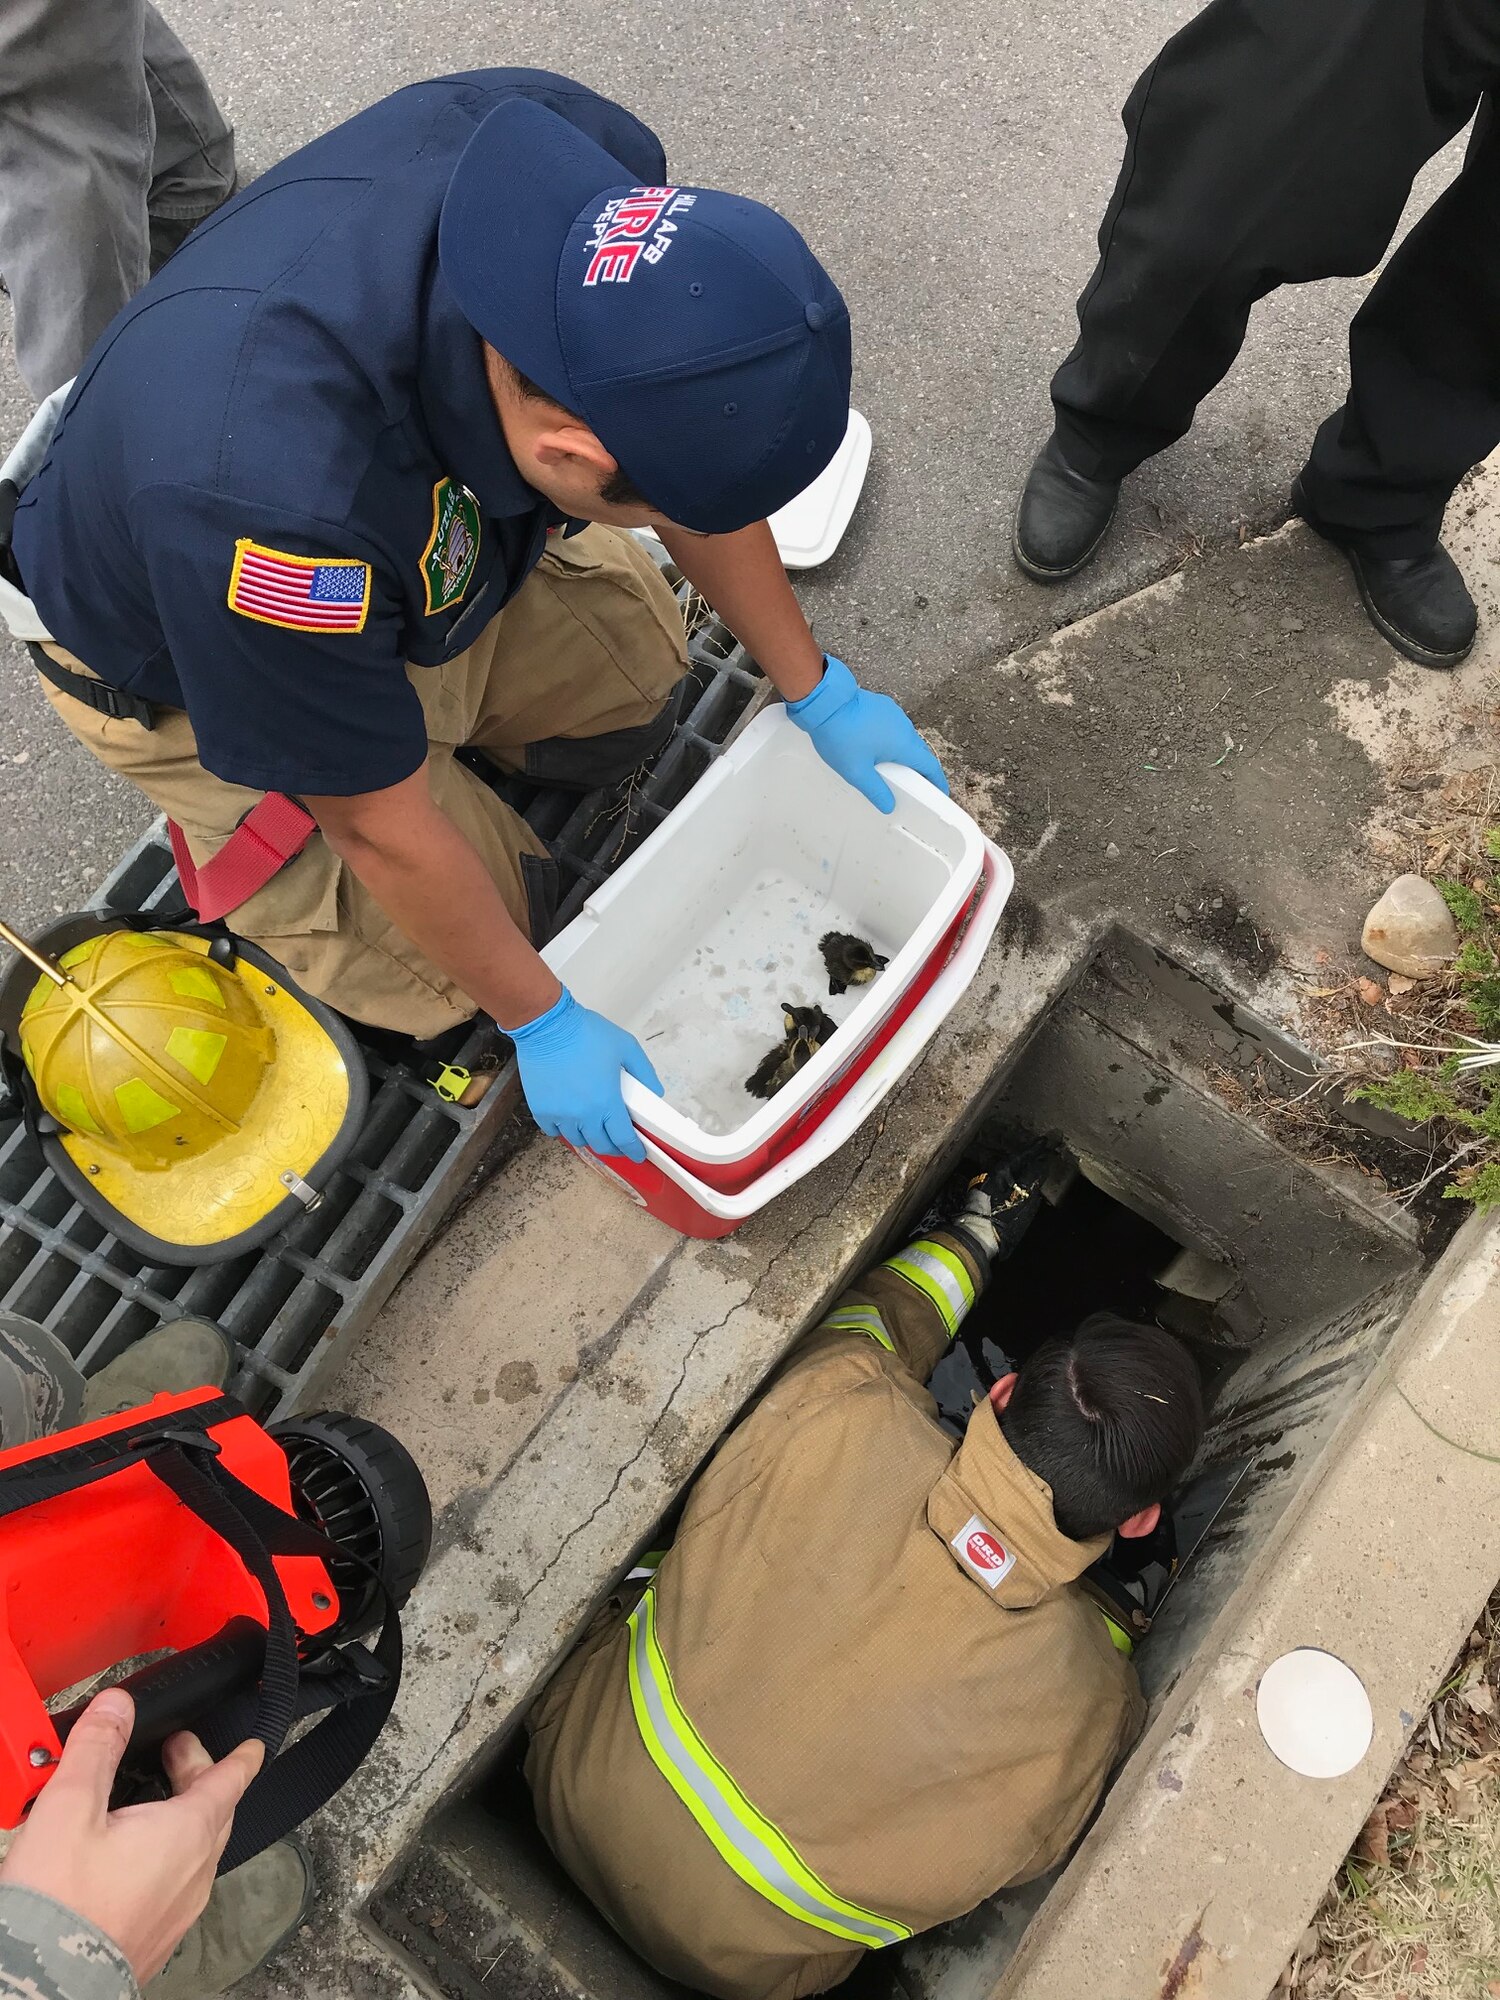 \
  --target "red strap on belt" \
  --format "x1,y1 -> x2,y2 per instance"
167,793 -> 317,923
